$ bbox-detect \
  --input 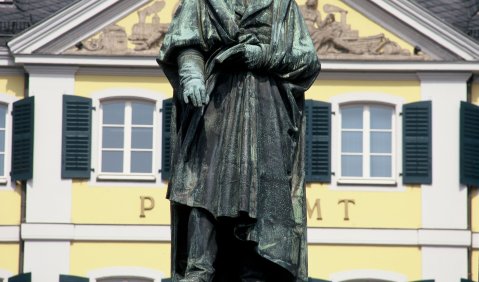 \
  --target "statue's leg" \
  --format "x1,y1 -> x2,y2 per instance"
180,207 -> 217,282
